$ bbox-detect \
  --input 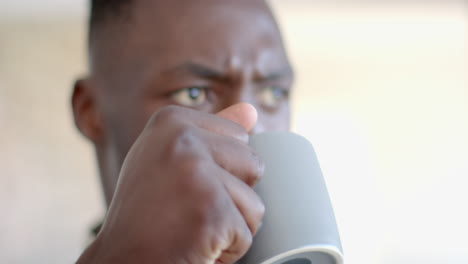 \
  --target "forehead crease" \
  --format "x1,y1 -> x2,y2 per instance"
94,0 -> 288,84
